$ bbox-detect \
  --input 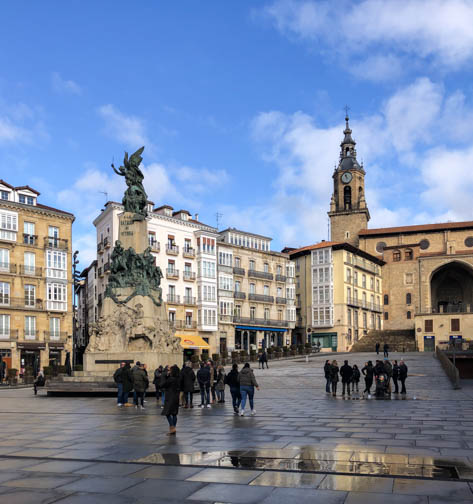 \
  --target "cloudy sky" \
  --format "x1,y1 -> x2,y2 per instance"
2,1 -> 473,266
